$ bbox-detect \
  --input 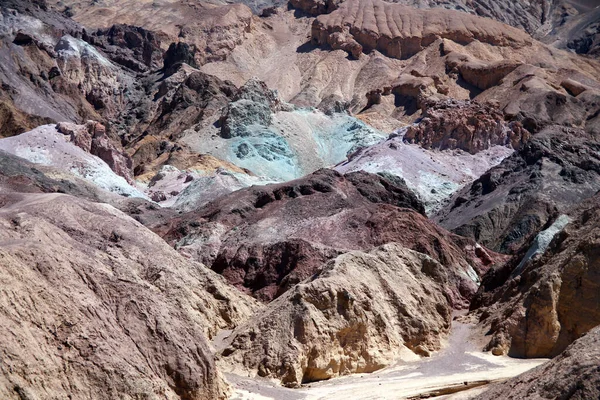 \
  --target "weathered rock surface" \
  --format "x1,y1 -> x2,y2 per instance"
184,76 -> 385,182
0,170 -> 260,399
471,193 -> 600,358
47,0 -> 254,66
218,244 -> 453,386
404,99 -> 529,154
0,124 -> 146,198
157,168 -> 499,305
474,325 -> 600,400
435,126 -> 600,254
311,0 -> 532,60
